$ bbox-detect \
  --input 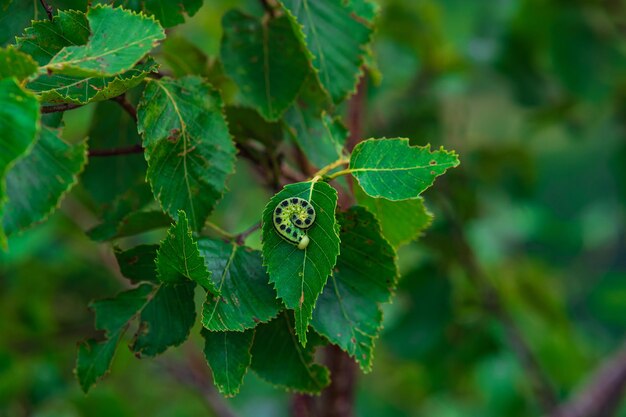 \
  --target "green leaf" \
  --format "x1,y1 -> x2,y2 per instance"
286,109 -> 347,169
114,244 -> 159,283
157,211 -> 215,292
98,0 -> 203,28
132,281 -> 197,357
0,78 -> 40,247
201,328 -> 253,397
225,106 -> 283,148
45,5 -> 165,77
348,138 -> 460,200
2,126 -> 87,237
251,313 -> 329,393
221,10 -> 309,121
88,210 -> 172,241
76,284 -> 153,392
279,0 -> 372,102
199,238 -> 282,332
354,184 -> 433,247
311,206 -> 397,372
138,76 -> 237,230
0,46 -> 37,80
261,181 -> 340,345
